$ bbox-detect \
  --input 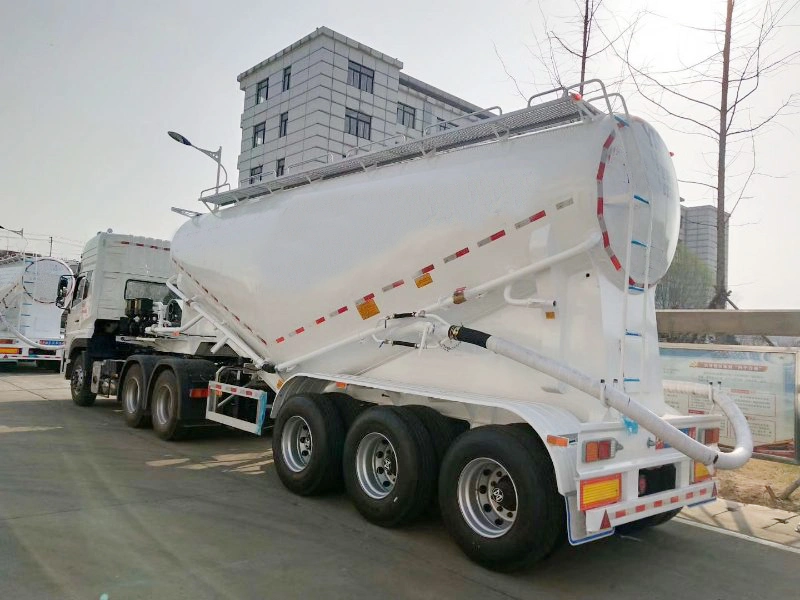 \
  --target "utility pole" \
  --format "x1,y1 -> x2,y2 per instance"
49,236 -> 53,257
